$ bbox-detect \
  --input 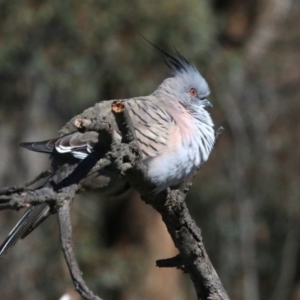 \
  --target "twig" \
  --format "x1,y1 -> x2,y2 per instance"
156,254 -> 184,269
111,100 -> 138,144
0,188 -> 57,210
0,157 -> 111,210
74,117 -> 113,148
24,169 -> 53,187
58,197 -> 103,300
0,186 -> 27,196
0,169 -> 53,197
